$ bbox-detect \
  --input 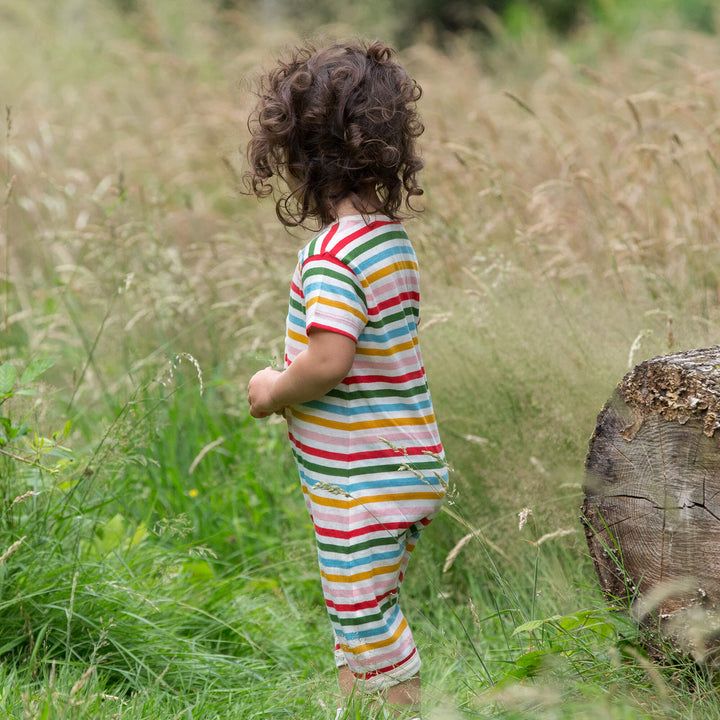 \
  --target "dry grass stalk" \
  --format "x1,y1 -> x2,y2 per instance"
0,535 -> 26,566
69,666 -> 95,697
